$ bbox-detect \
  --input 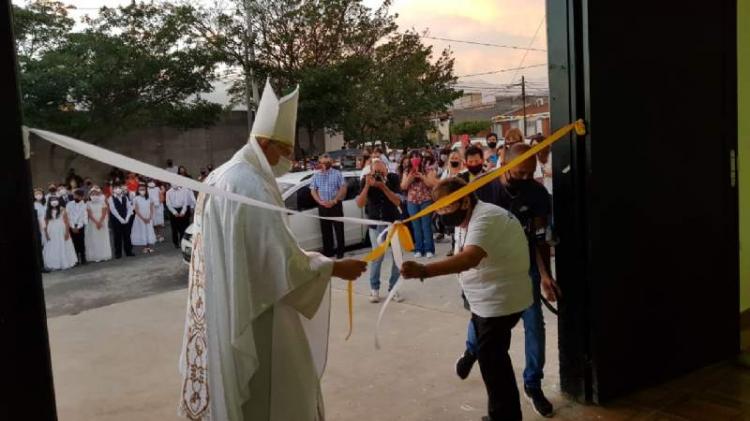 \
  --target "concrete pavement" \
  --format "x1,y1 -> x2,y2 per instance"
46,242 -> 567,420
